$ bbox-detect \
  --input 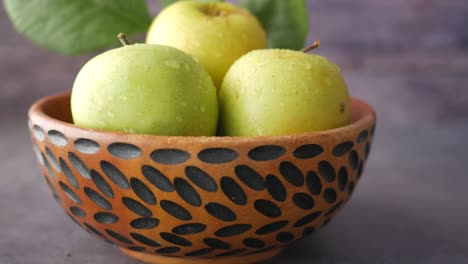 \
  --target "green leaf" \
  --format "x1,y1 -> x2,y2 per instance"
240,0 -> 309,50
4,0 -> 151,55
160,0 -> 224,8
